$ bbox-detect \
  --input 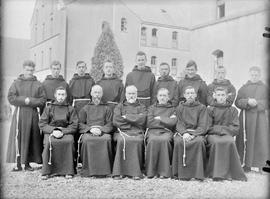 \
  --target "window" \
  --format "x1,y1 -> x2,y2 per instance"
35,9 -> 38,25
34,25 -> 37,44
172,31 -> 178,49
172,31 -> 178,40
49,48 -> 52,66
151,56 -> 157,74
141,27 -> 147,46
151,28 -> 158,46
50,17 -> 54,36
152,28 -> 157,37
34,53 -> 37,64
171,58 -> 177,76
217,0 -> 225,19
121,18 -> 127,32
42,23 -> 45,40
212,49 -> 224,76
41,51 -> 44,69
50,0 -> 54,15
